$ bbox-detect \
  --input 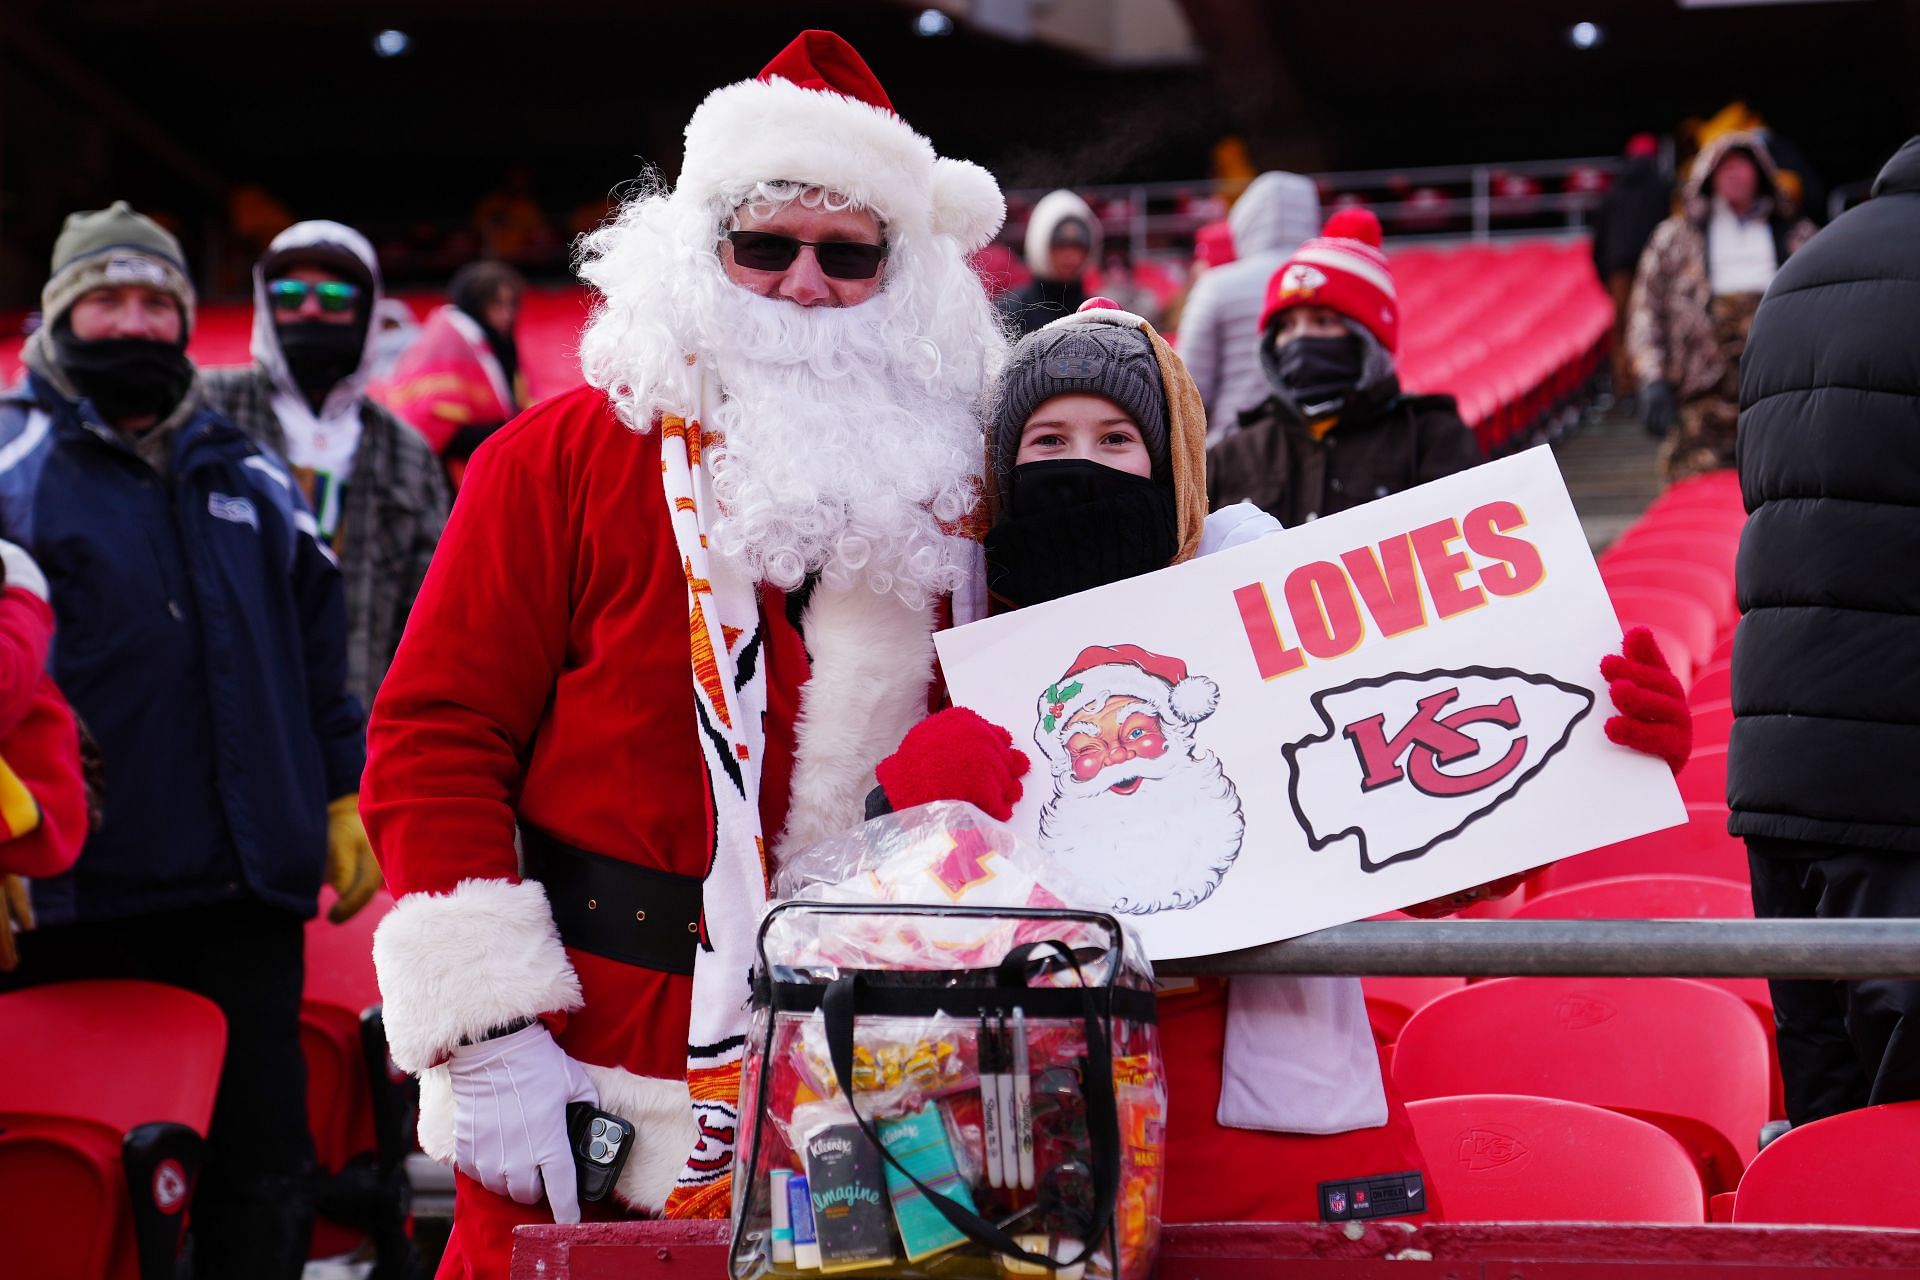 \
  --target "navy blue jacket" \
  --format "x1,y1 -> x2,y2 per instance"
0,372 -> 364,923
